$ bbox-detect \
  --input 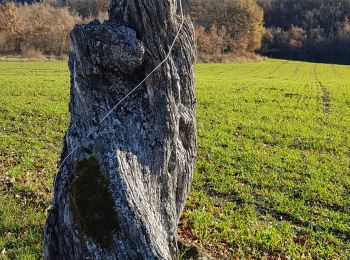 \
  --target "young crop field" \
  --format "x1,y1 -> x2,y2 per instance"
0,59 -> 349,258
